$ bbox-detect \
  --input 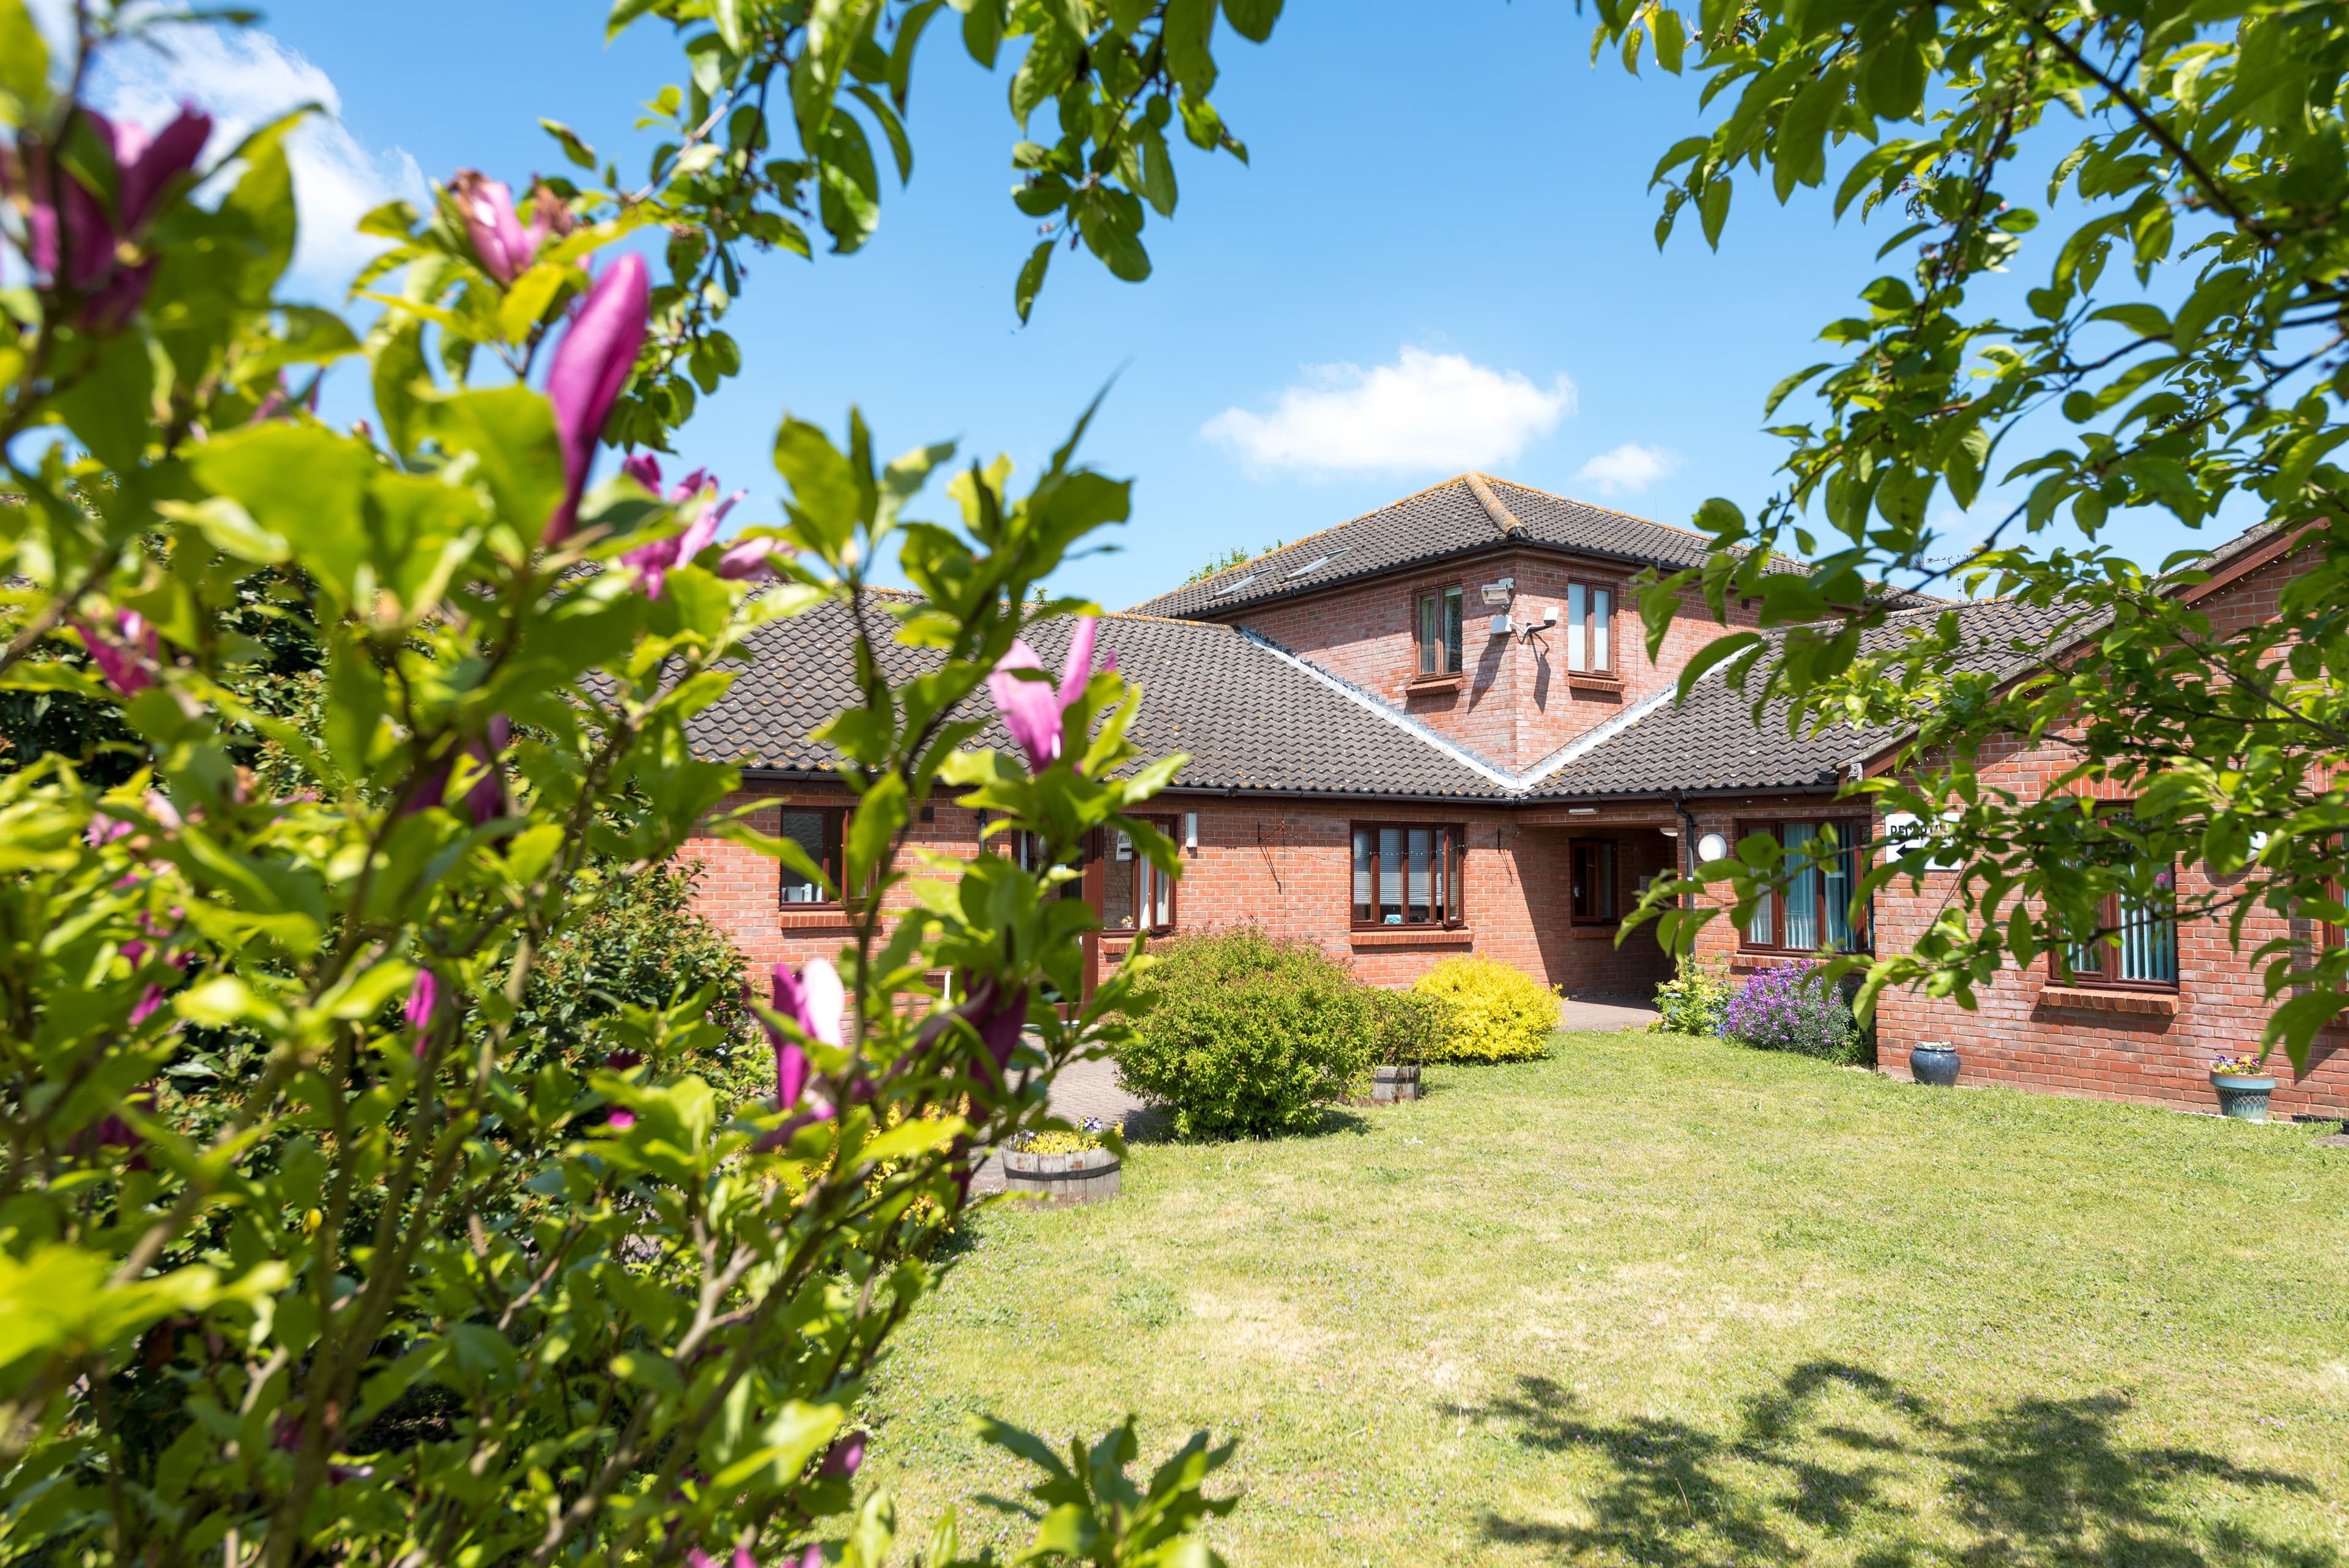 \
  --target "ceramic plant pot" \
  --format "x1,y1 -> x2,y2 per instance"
1371,1065 -> 1423,1103
2211,1072 -> 2277,1123
1001,1146 -> 1121,1205
1909,1042 -> 1961,1087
